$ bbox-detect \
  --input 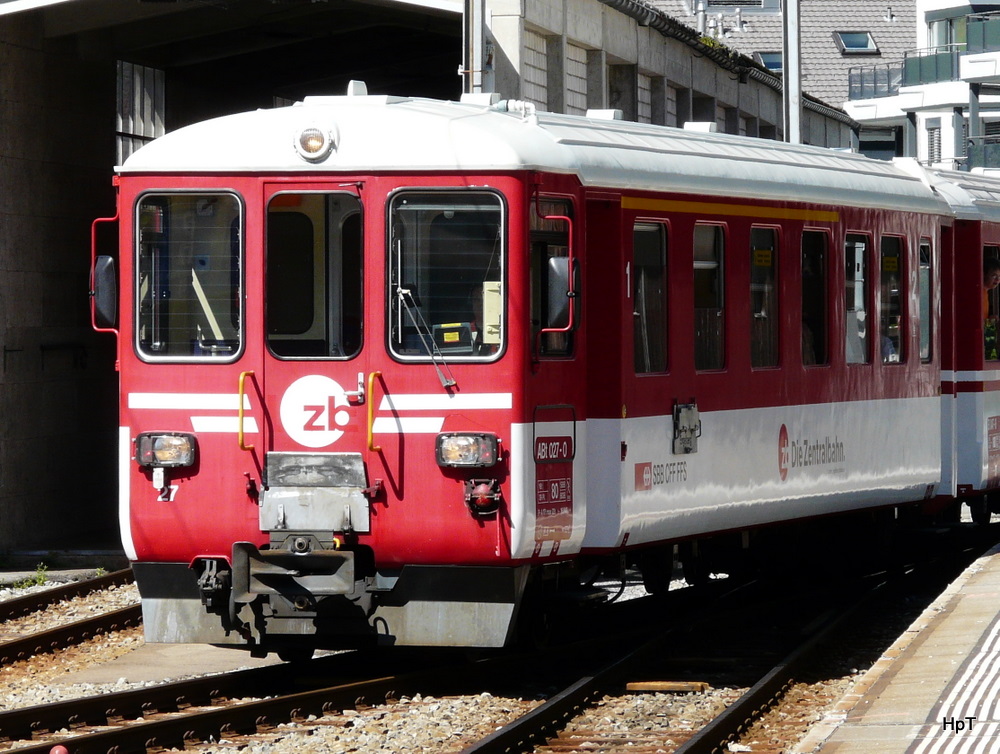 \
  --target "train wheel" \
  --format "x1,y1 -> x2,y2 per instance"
679,542 -> 710,587
636,550 -> 673,595
969,498 -> 991,527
